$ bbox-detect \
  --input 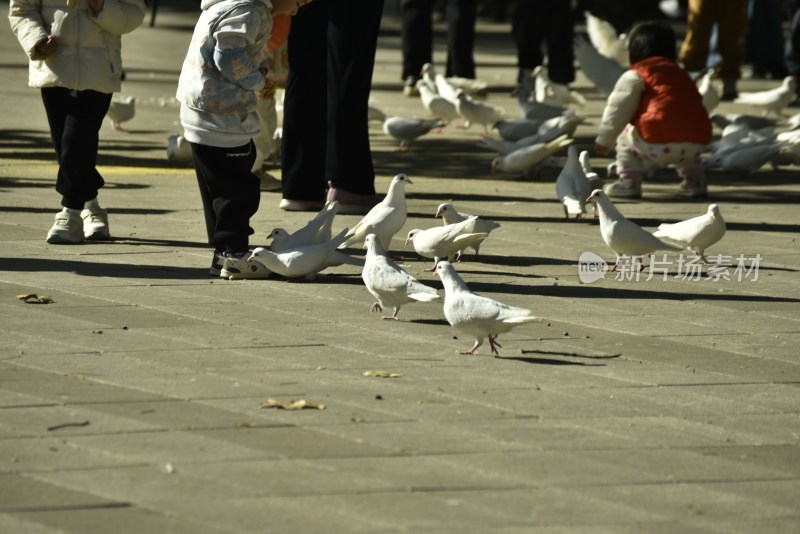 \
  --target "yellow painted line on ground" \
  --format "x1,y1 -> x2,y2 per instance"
1,161 -> 196,178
